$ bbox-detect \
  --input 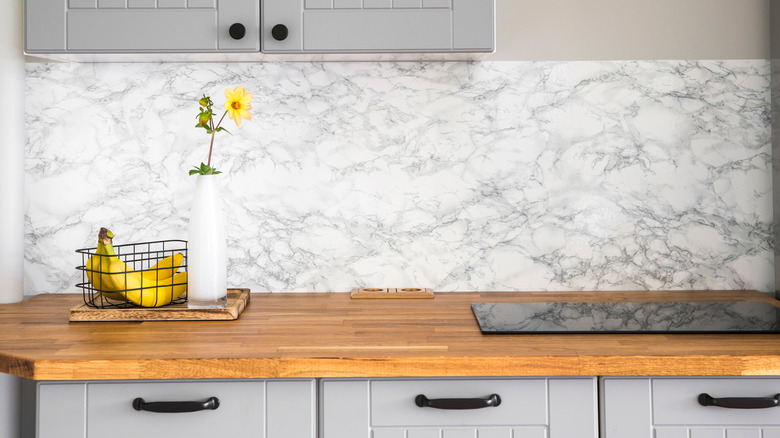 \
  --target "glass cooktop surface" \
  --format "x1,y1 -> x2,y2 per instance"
471,301 -> 780,334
